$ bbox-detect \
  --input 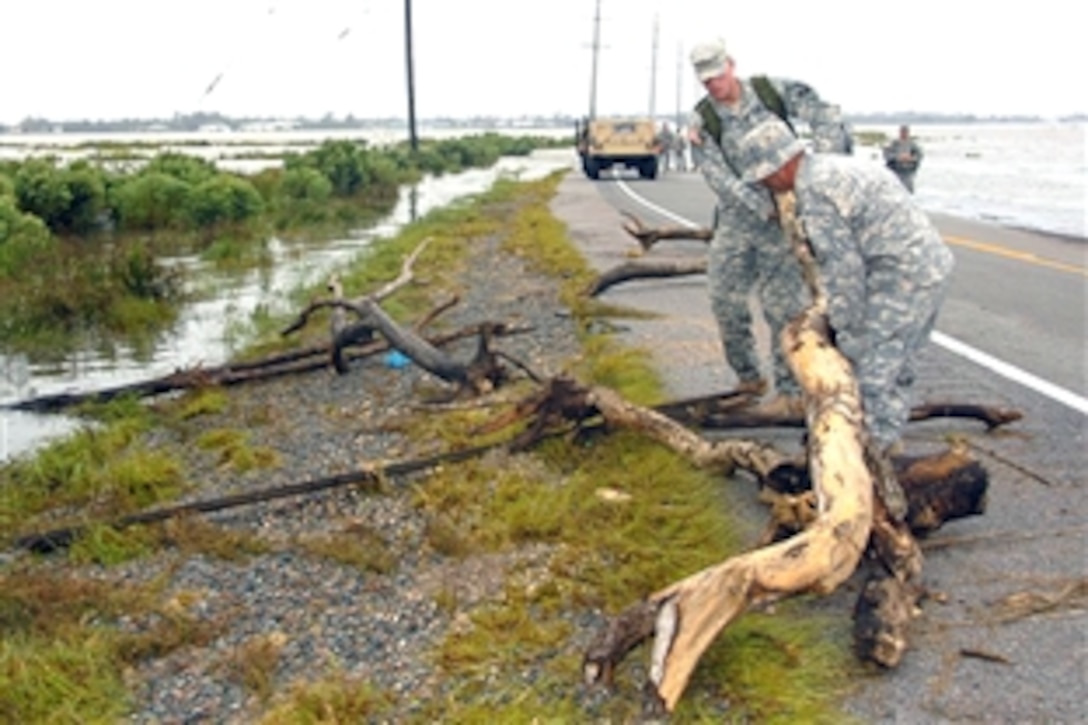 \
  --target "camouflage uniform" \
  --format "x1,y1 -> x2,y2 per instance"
737,120 -> 955,450
882,136 -> 924,193
690,77 -> 852,395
